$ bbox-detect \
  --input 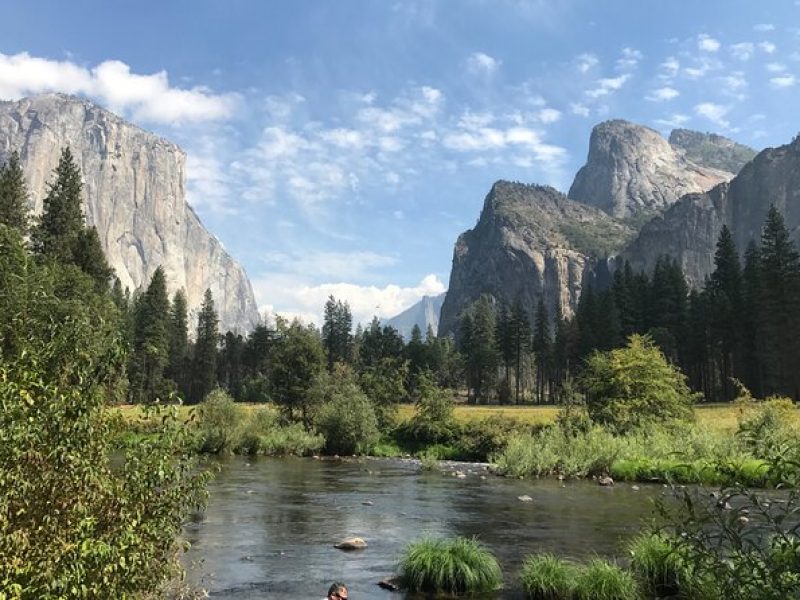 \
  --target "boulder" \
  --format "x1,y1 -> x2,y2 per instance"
334,537 -> 368,550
